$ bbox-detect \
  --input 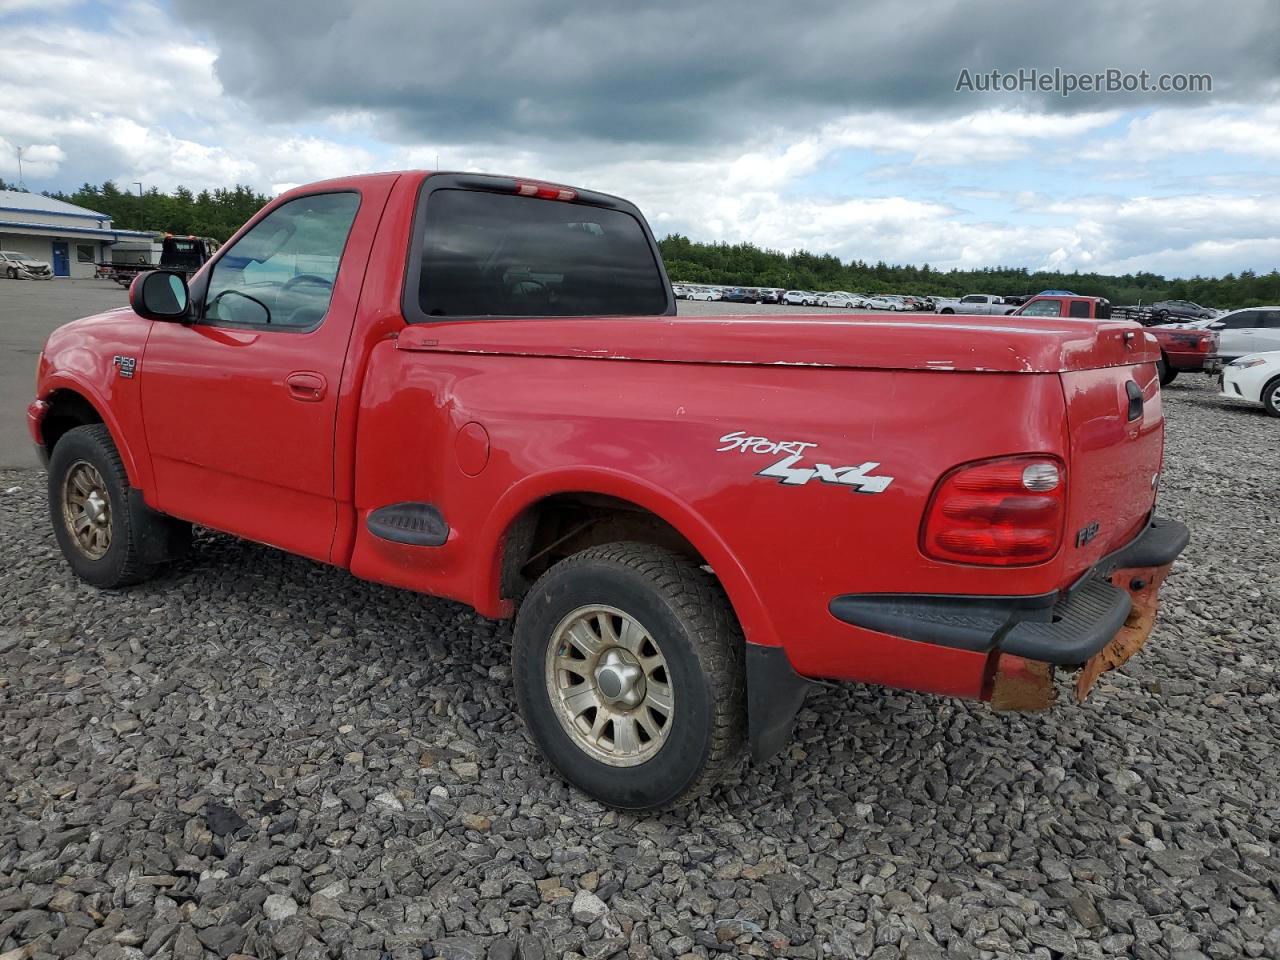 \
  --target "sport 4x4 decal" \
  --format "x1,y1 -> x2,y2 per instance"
716,431 -> 893,494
